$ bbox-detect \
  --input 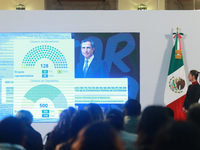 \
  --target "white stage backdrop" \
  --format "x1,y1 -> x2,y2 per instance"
0,10 -> 200,139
